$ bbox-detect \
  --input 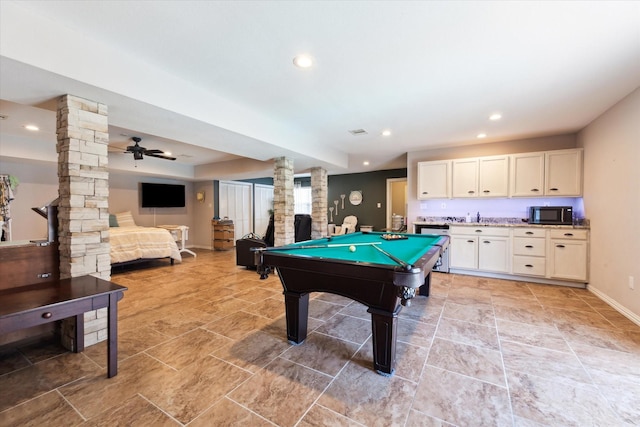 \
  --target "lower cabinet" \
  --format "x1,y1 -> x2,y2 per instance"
449,226 -> 510,273
547,229 -> 589,281
449,225 -> 589,284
